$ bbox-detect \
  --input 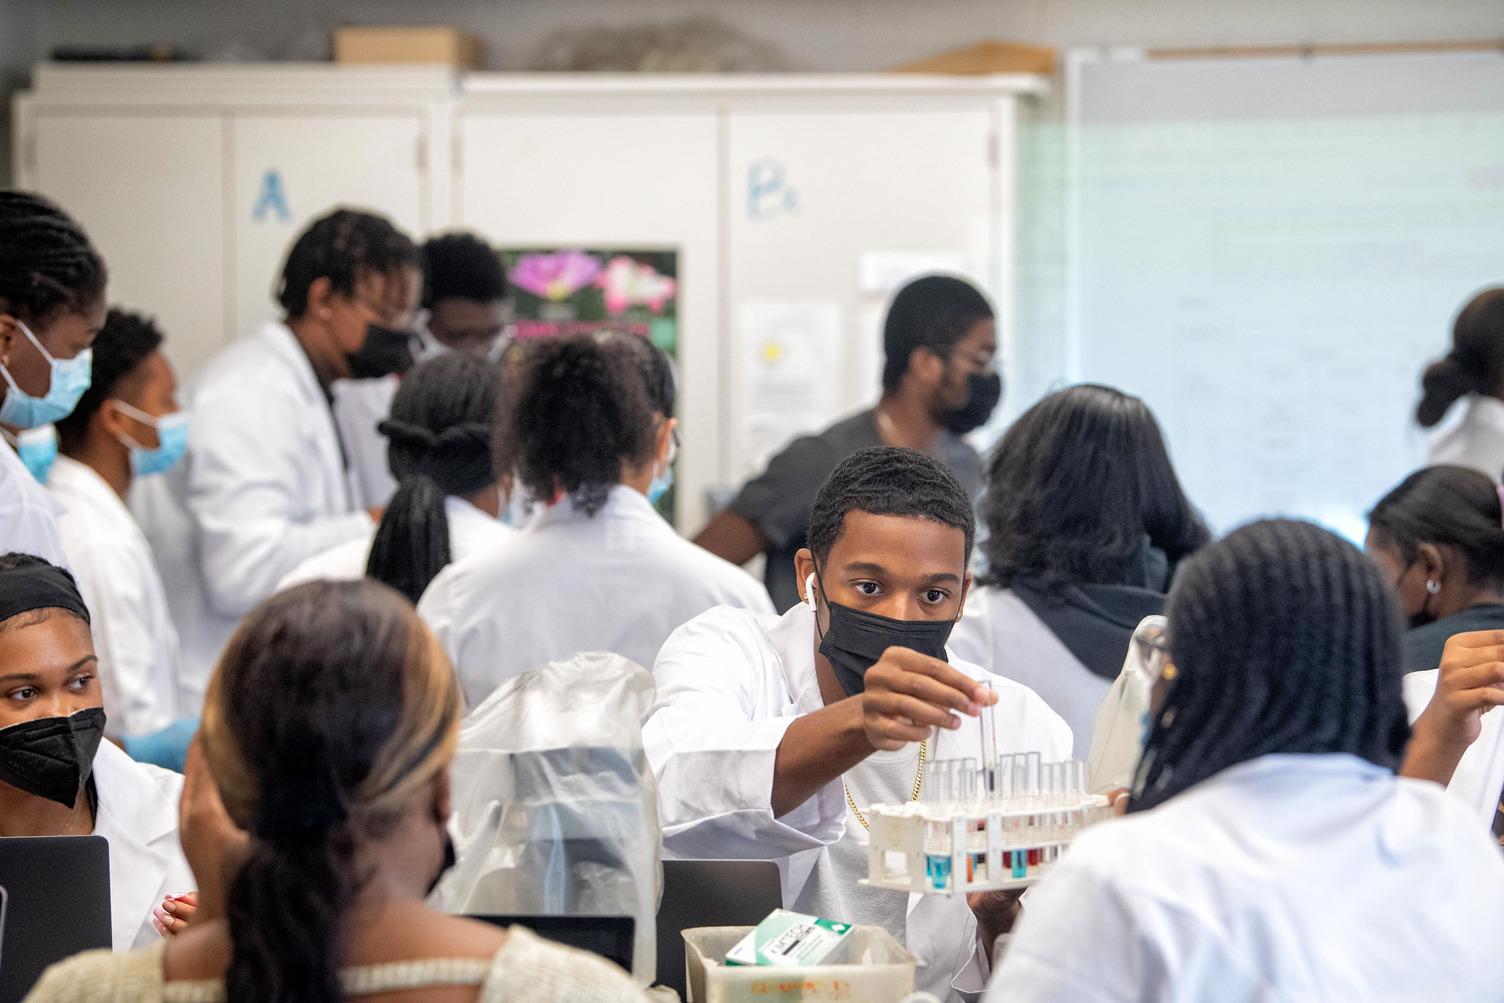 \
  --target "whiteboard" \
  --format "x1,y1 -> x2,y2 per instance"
1064,49 -> 1504,540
